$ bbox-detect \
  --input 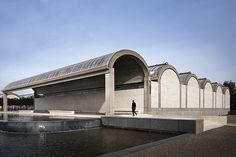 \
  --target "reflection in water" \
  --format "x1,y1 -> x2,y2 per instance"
3,113 -> 8,120
0,127 -> 177,157
39,133 -> 46,145
0,114 -> 79,121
